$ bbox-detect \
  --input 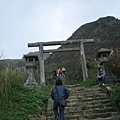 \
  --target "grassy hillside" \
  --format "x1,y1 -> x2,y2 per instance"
0,67 -> 51,120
